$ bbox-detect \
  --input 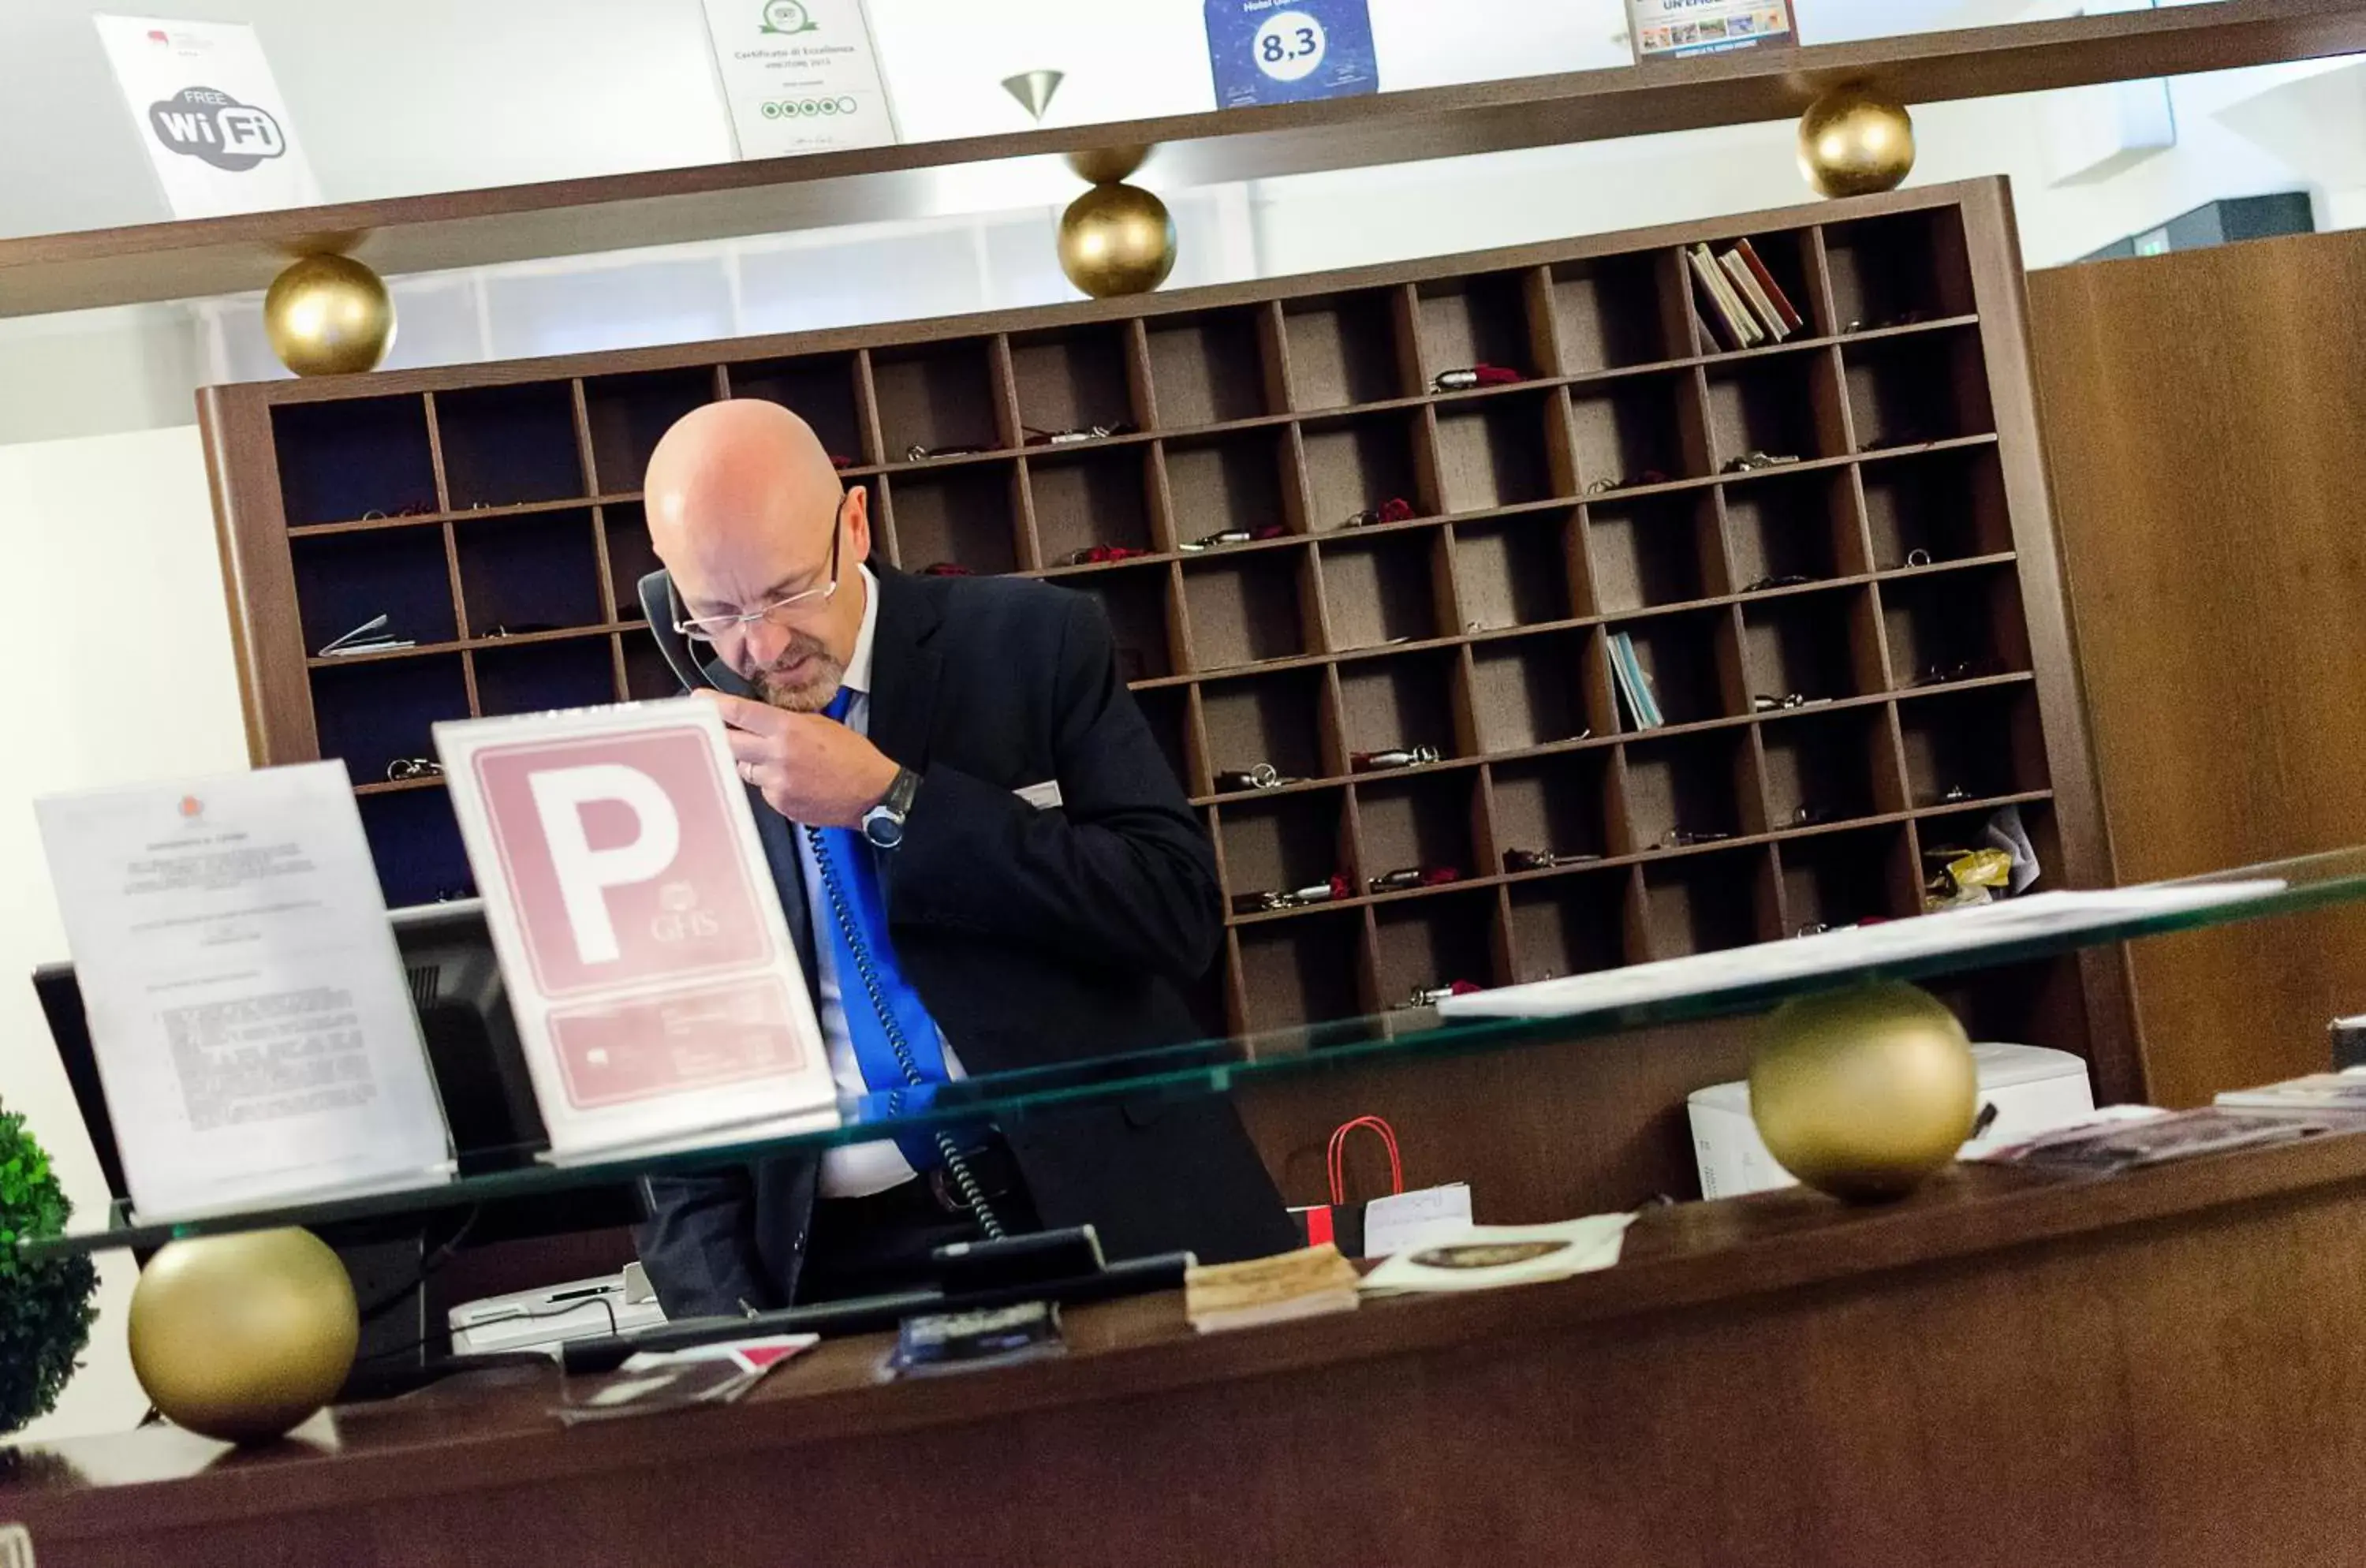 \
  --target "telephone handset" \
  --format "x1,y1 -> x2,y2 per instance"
636,569 -> 718,694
